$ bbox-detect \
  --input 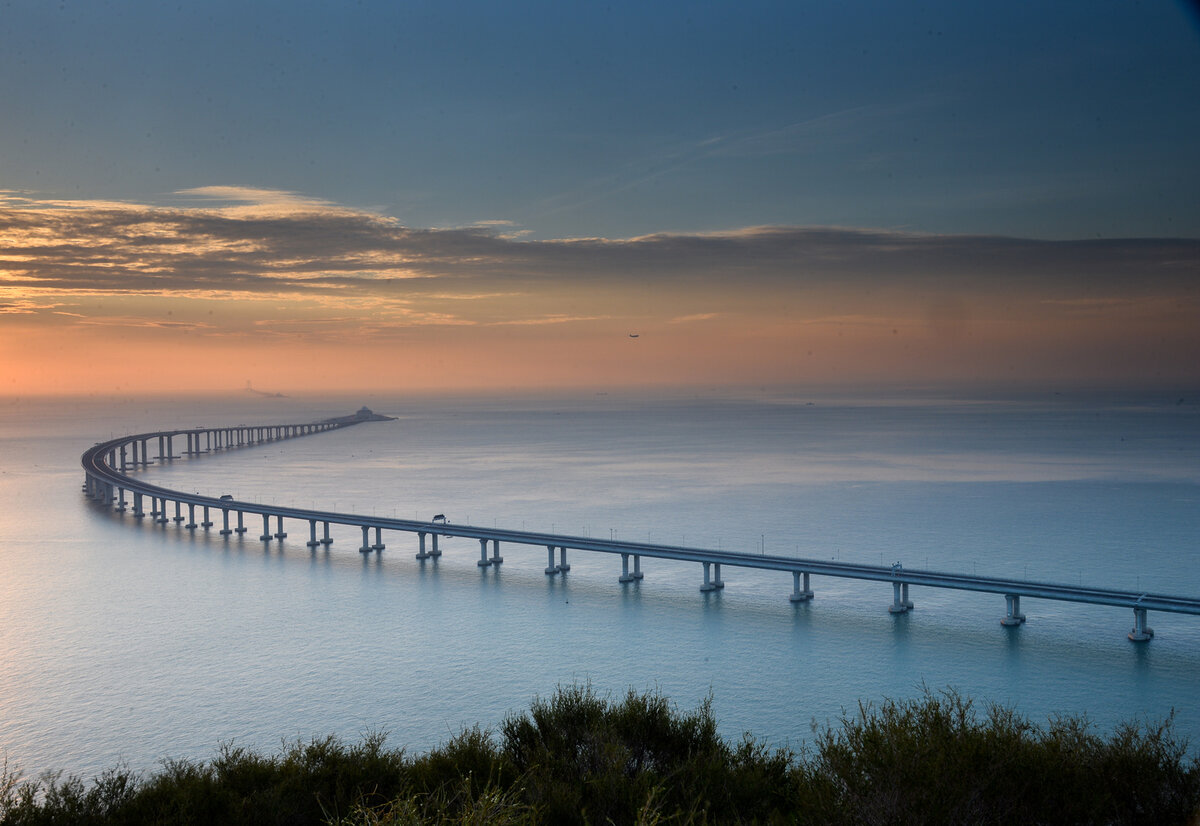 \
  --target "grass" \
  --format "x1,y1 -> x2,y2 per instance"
2,685 -> 1197,825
